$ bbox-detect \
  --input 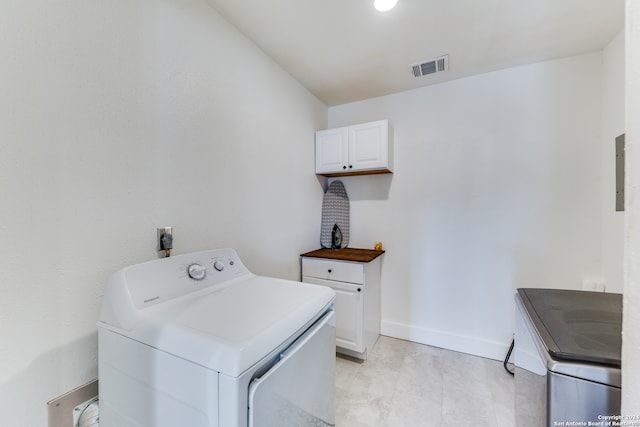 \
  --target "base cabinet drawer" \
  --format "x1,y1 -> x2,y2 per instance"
302,258 -> 364,284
